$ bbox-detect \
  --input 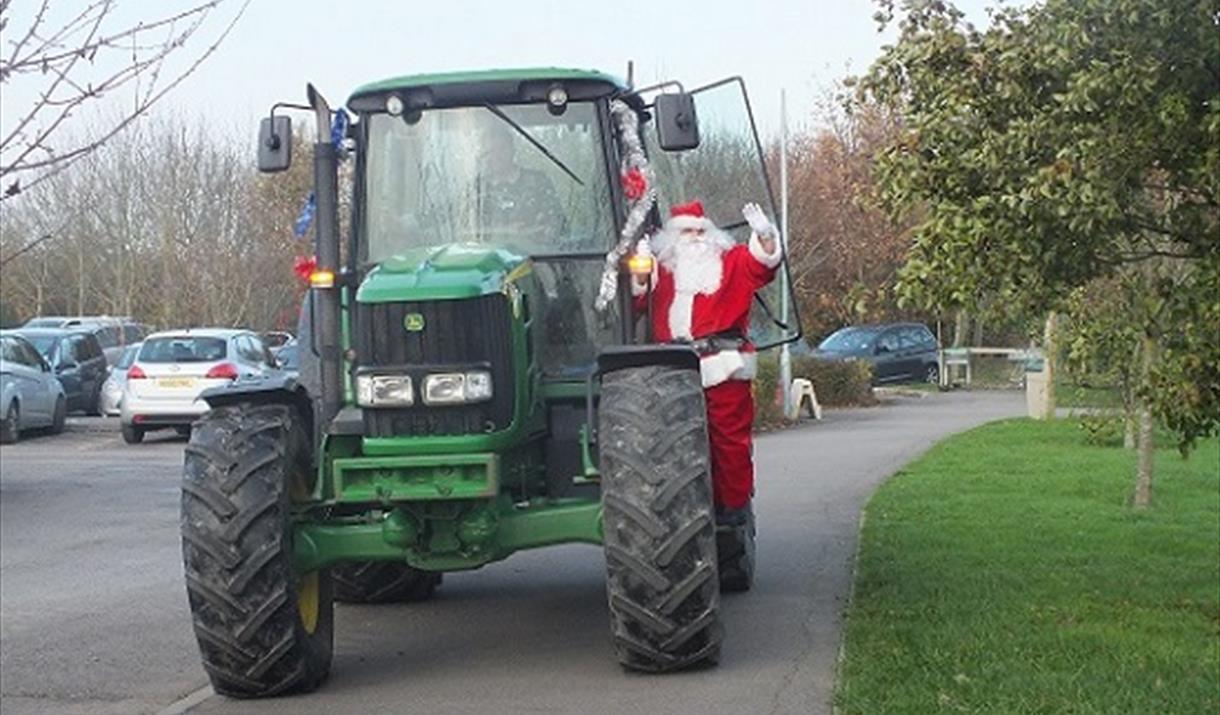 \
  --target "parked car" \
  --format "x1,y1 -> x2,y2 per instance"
273,341 -> 299,374
120,329 -> 279,444
813,323 -> 941,385
99,342 -> 142,416
261,331 -> 294,350
0,331 -> 67,443
22,316 -> 149,365
14,327 -> 109,414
